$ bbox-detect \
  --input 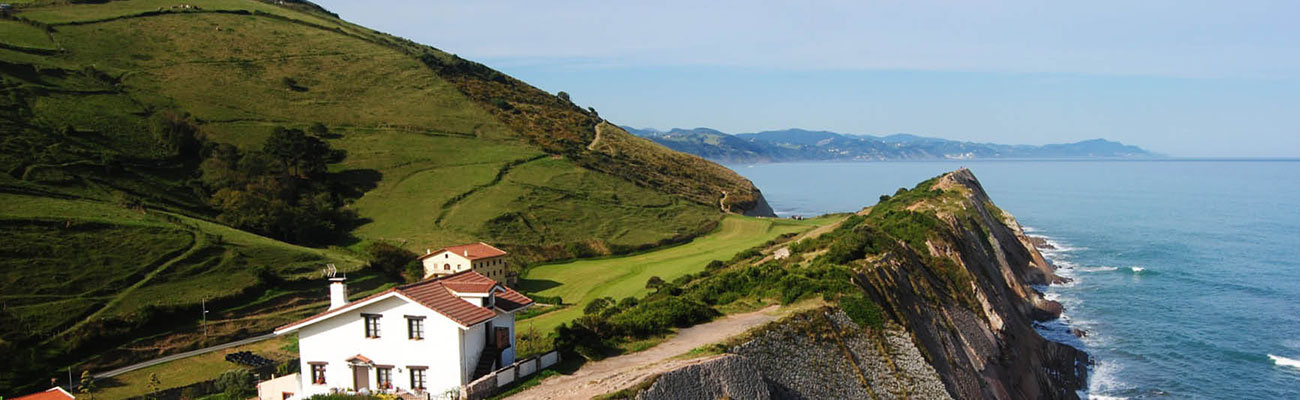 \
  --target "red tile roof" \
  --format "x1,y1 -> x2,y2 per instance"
418,242 -> 508,261
276,271 -> 533,332
12,388 -> 74,400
